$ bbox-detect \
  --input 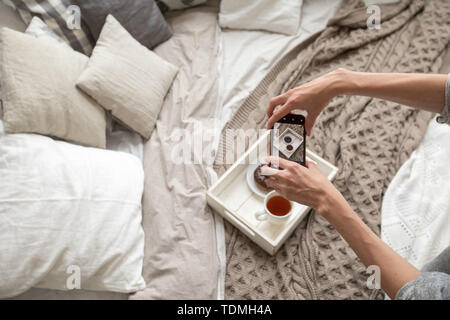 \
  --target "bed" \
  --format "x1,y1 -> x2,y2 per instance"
1,0 -> 449,300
